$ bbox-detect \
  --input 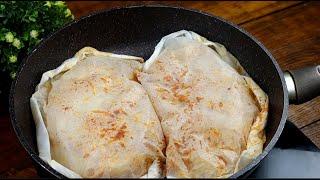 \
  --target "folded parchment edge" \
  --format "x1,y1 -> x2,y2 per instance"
30,47 -> 162,178
143,30 -> 268,178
